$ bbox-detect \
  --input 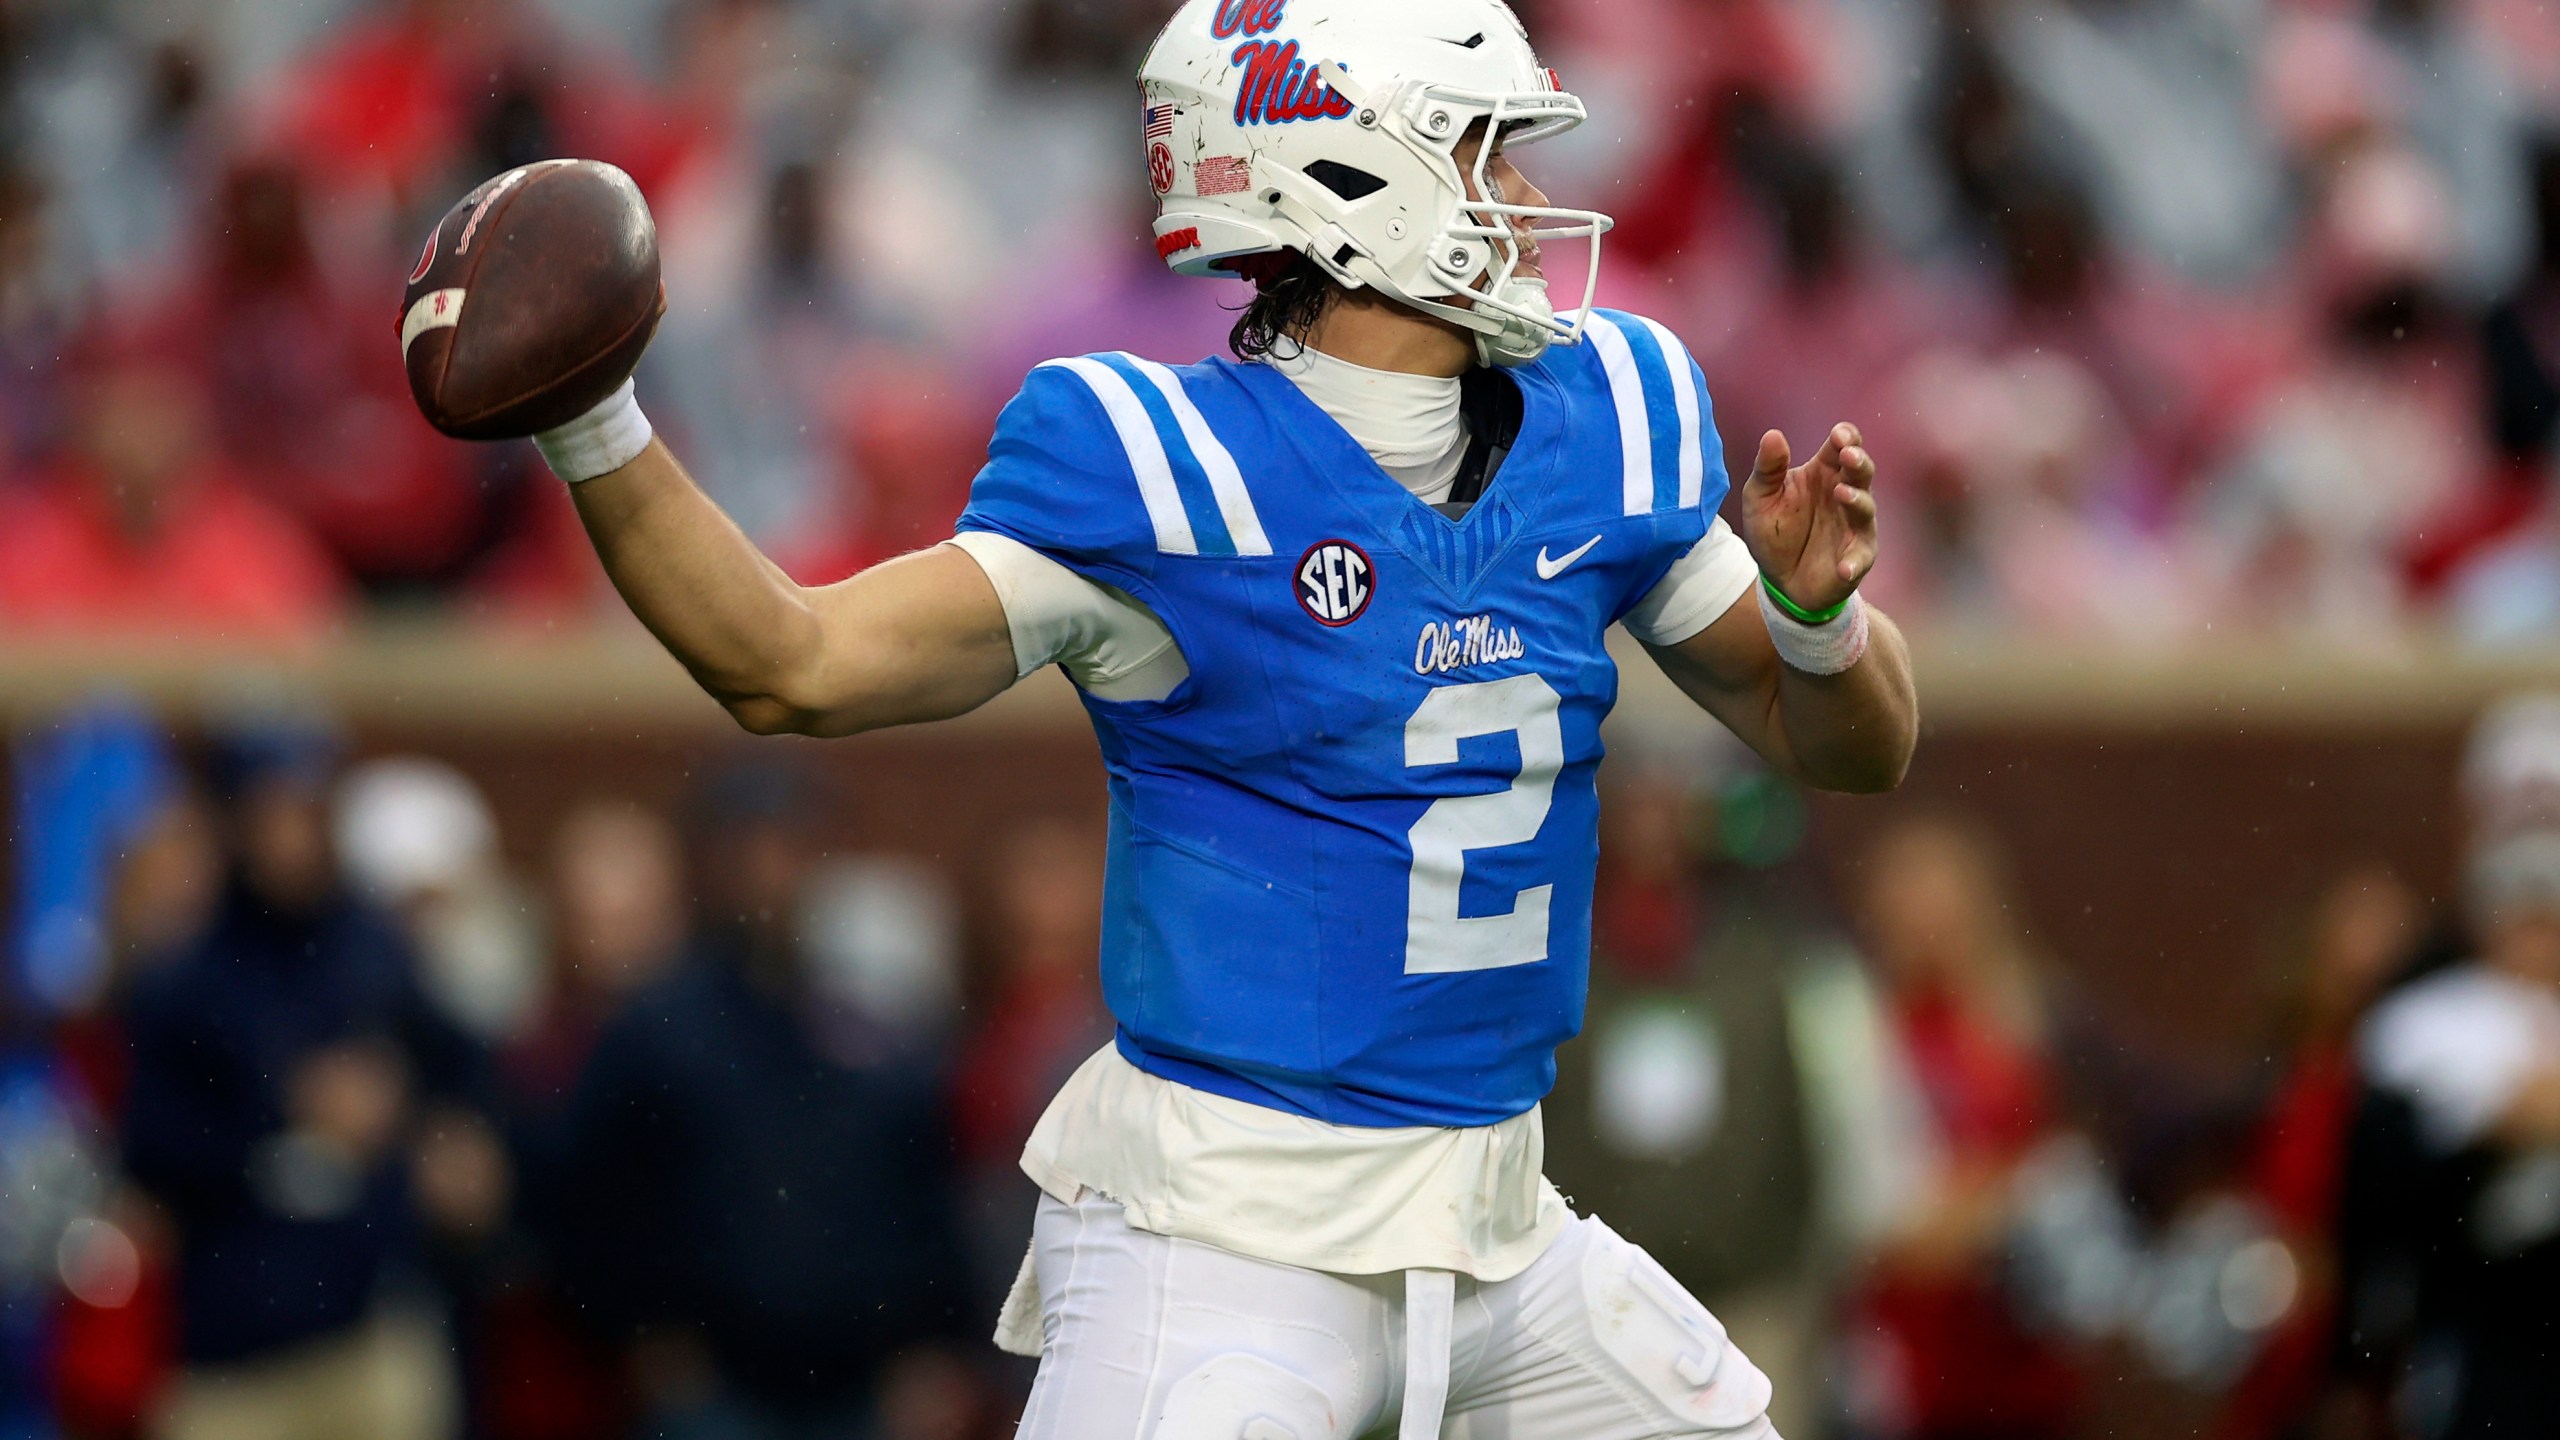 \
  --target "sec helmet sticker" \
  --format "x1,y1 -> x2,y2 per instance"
1296,540 -> 1373,627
